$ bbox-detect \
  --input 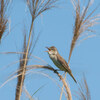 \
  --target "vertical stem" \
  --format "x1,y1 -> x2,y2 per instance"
15,18 -> 34,100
